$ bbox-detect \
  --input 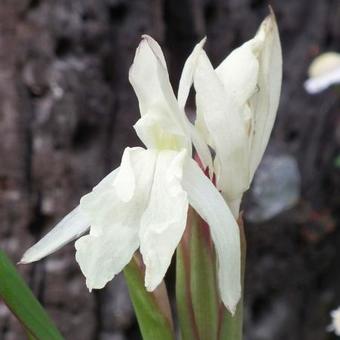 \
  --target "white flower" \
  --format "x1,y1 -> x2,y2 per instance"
192,13 -> 282,217
328,307 -> 340,336
21,36 -> 241,314
304,52 -> 340,94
